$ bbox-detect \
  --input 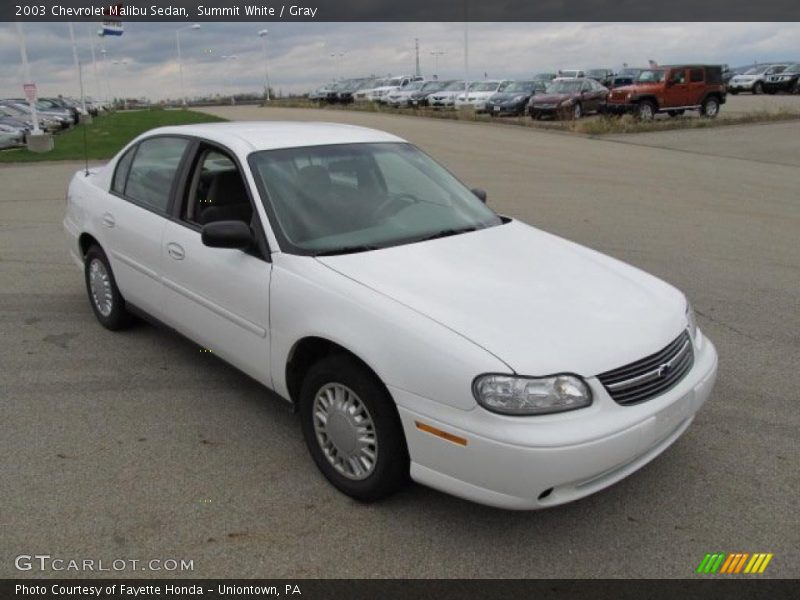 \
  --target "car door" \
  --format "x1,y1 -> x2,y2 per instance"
102,136 -> 191,319
687,67 -> 707,106
665,68 -> 690,107
159,143 -> 272,386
